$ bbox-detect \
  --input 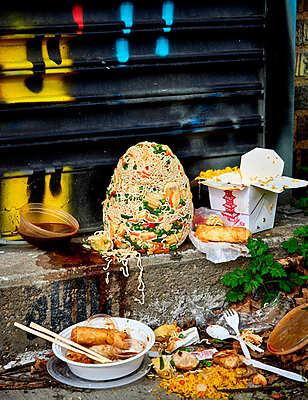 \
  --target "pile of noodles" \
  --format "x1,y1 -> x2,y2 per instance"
85,141 -> 193,304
